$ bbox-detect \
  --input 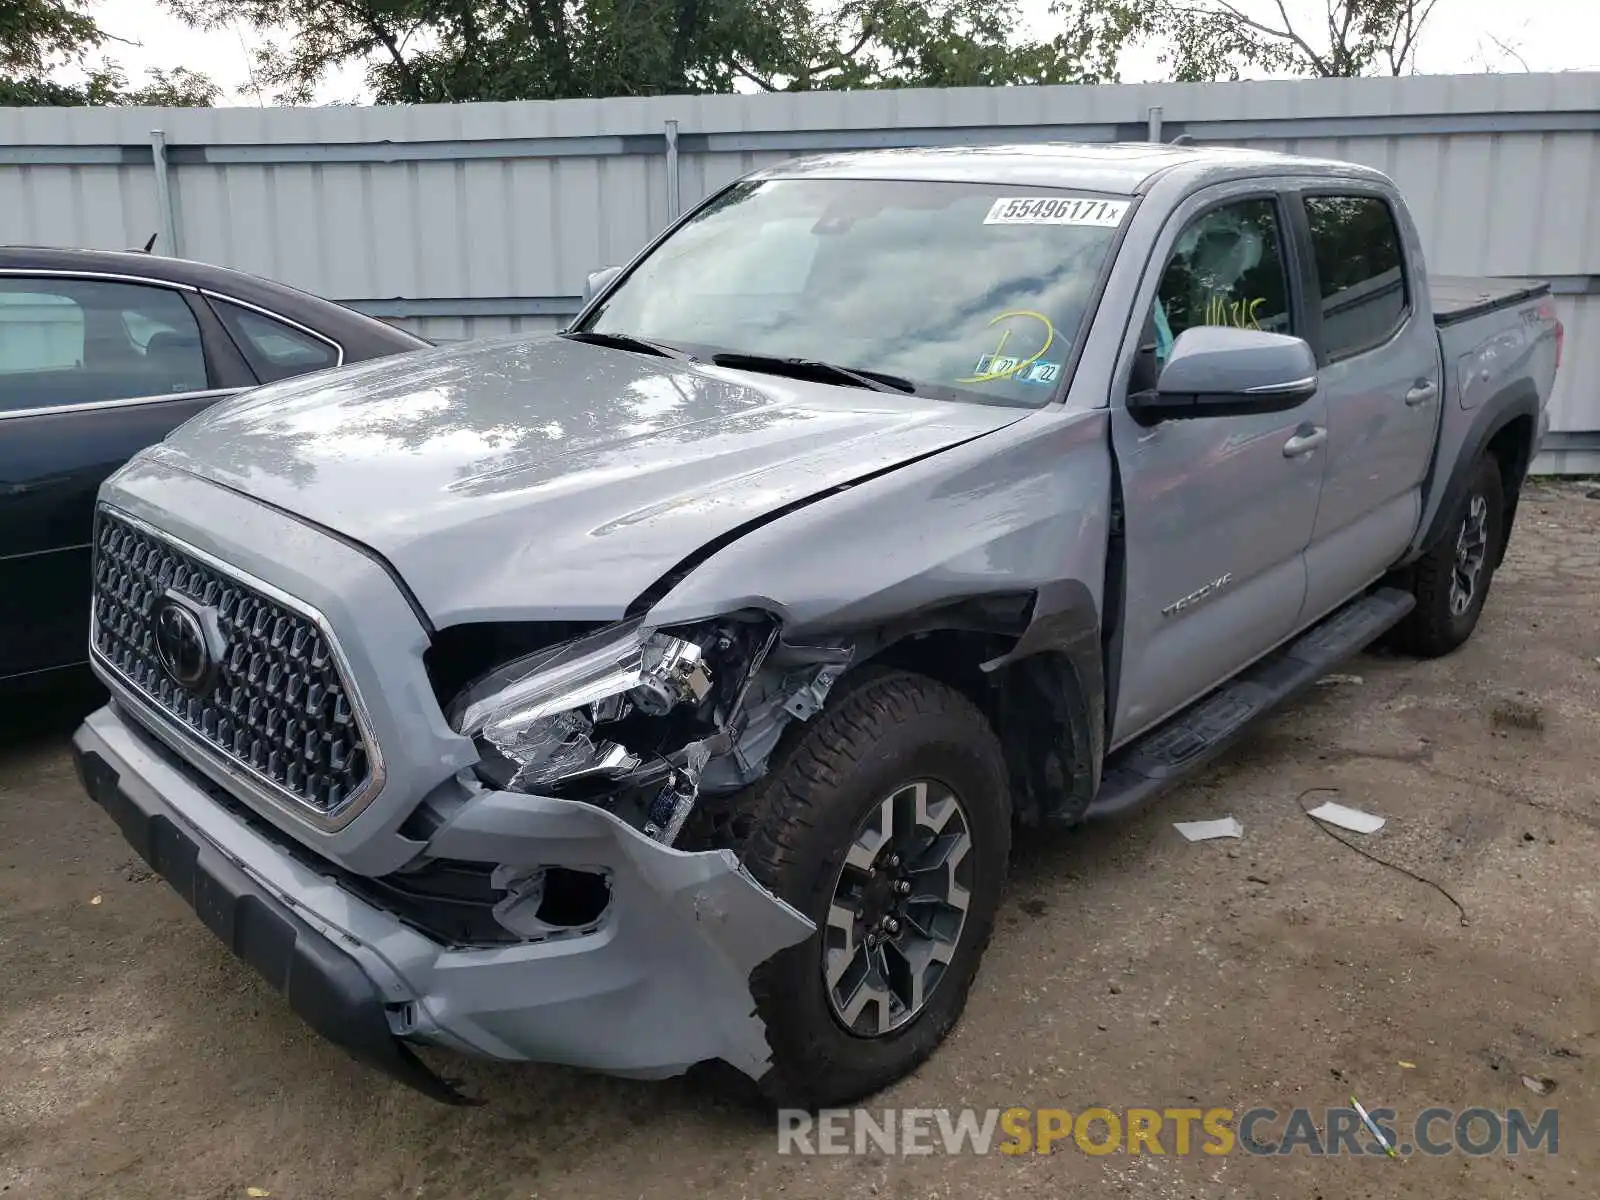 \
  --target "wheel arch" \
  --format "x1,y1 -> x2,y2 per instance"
848,581 -> 1106,828
1413,382 -> 1540,564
